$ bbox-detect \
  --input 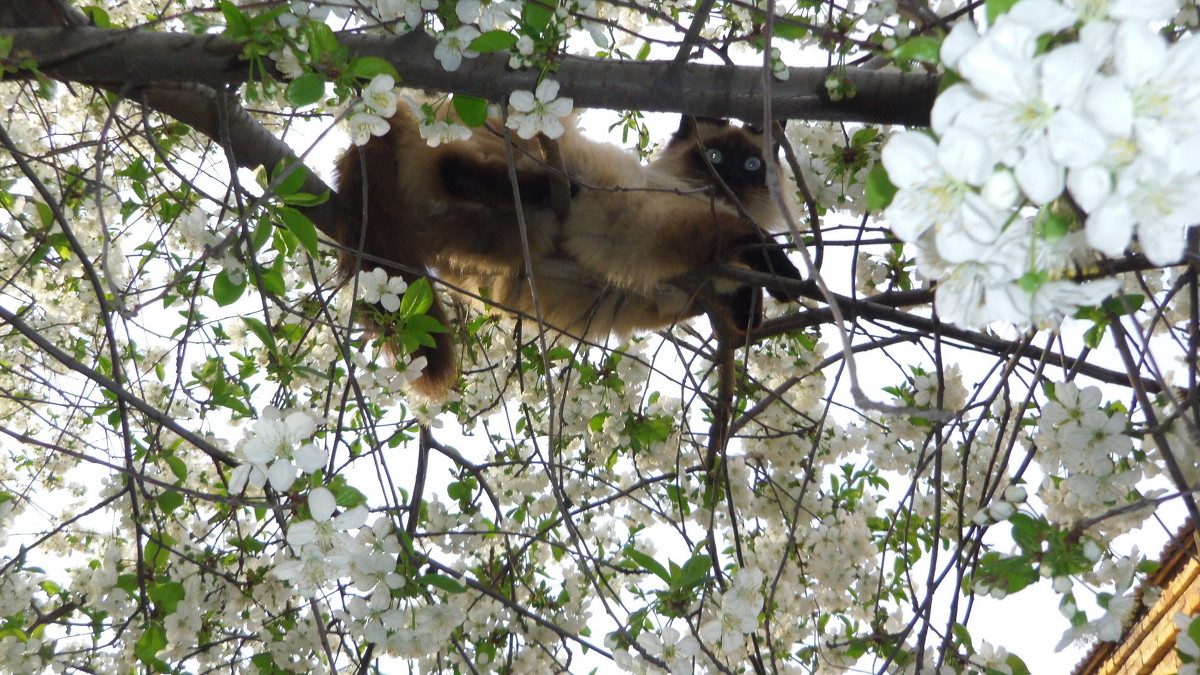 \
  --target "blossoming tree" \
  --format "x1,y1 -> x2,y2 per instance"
0,0 -> 1197,673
